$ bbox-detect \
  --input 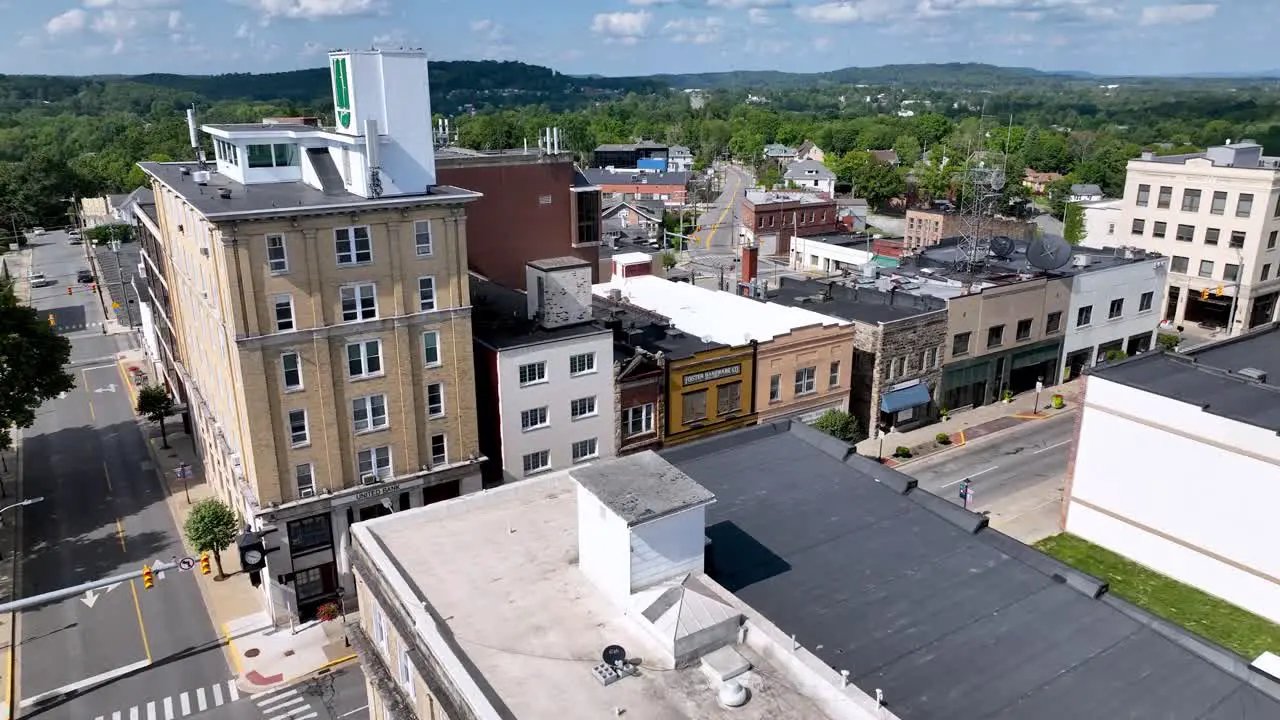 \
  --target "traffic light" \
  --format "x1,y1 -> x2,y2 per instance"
47,314 -> 56,327
90,283 -> 97,293
200,552 -> 211,576
66,287 -> 72,296
142,564 -> 154,590
1201,288 -> 1210,300
1216,285 -> 1224,297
